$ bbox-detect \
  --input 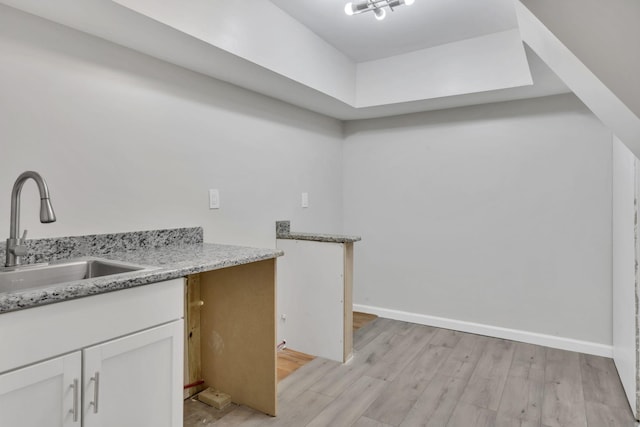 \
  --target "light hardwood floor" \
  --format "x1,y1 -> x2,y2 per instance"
276,313 -> 377,382
185,318 -> 636,426
353,312 -> 378,331
278,348 -> 316,382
